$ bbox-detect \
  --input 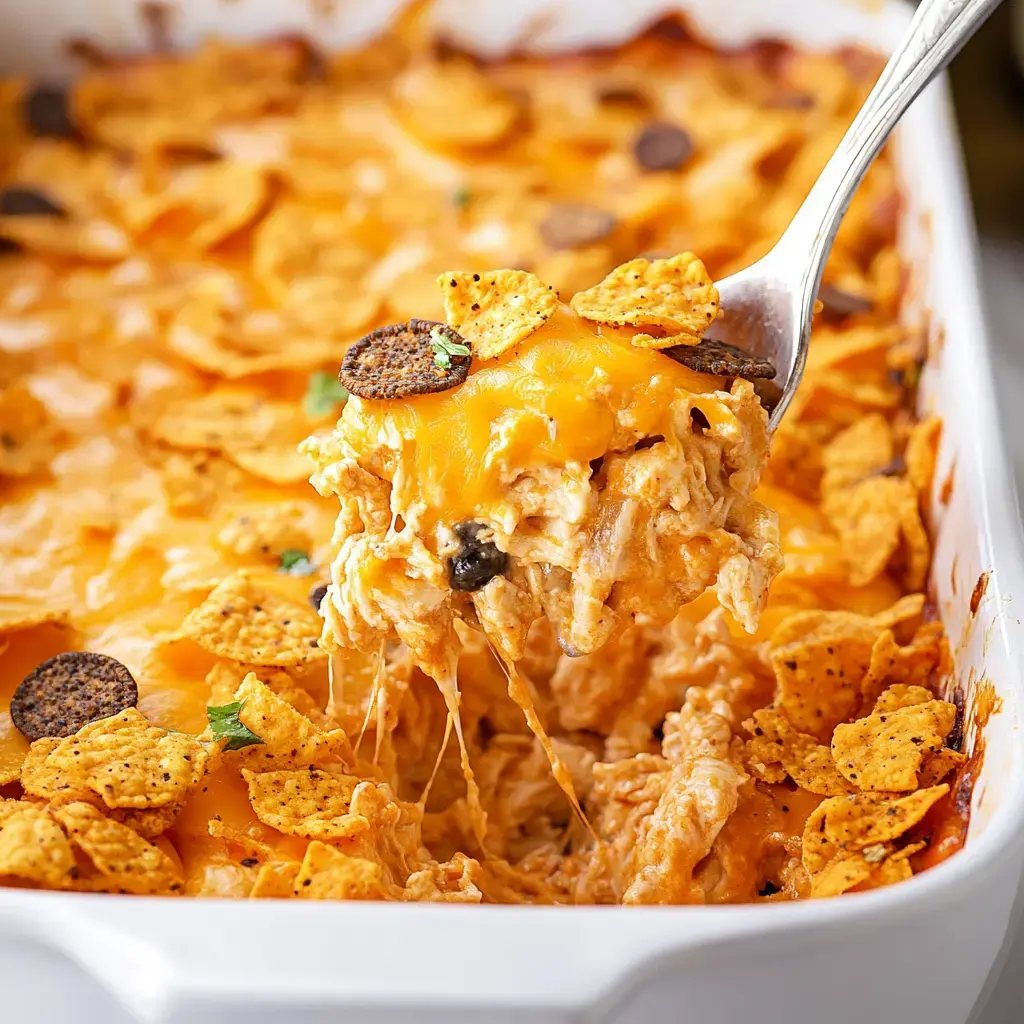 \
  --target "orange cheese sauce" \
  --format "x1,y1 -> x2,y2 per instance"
341,308 -> 724,531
